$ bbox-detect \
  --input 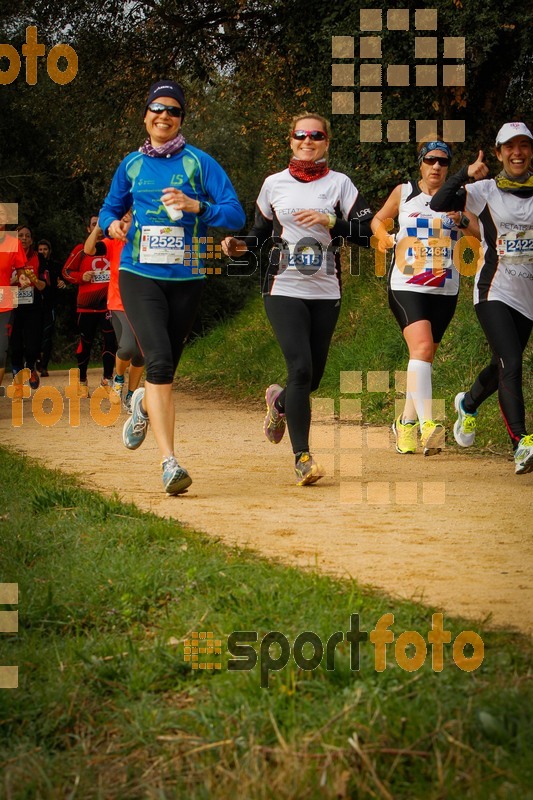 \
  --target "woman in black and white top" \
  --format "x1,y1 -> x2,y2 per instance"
371,141 -> 477,457
431,122 -> 533,475
223,113 -> 372,486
